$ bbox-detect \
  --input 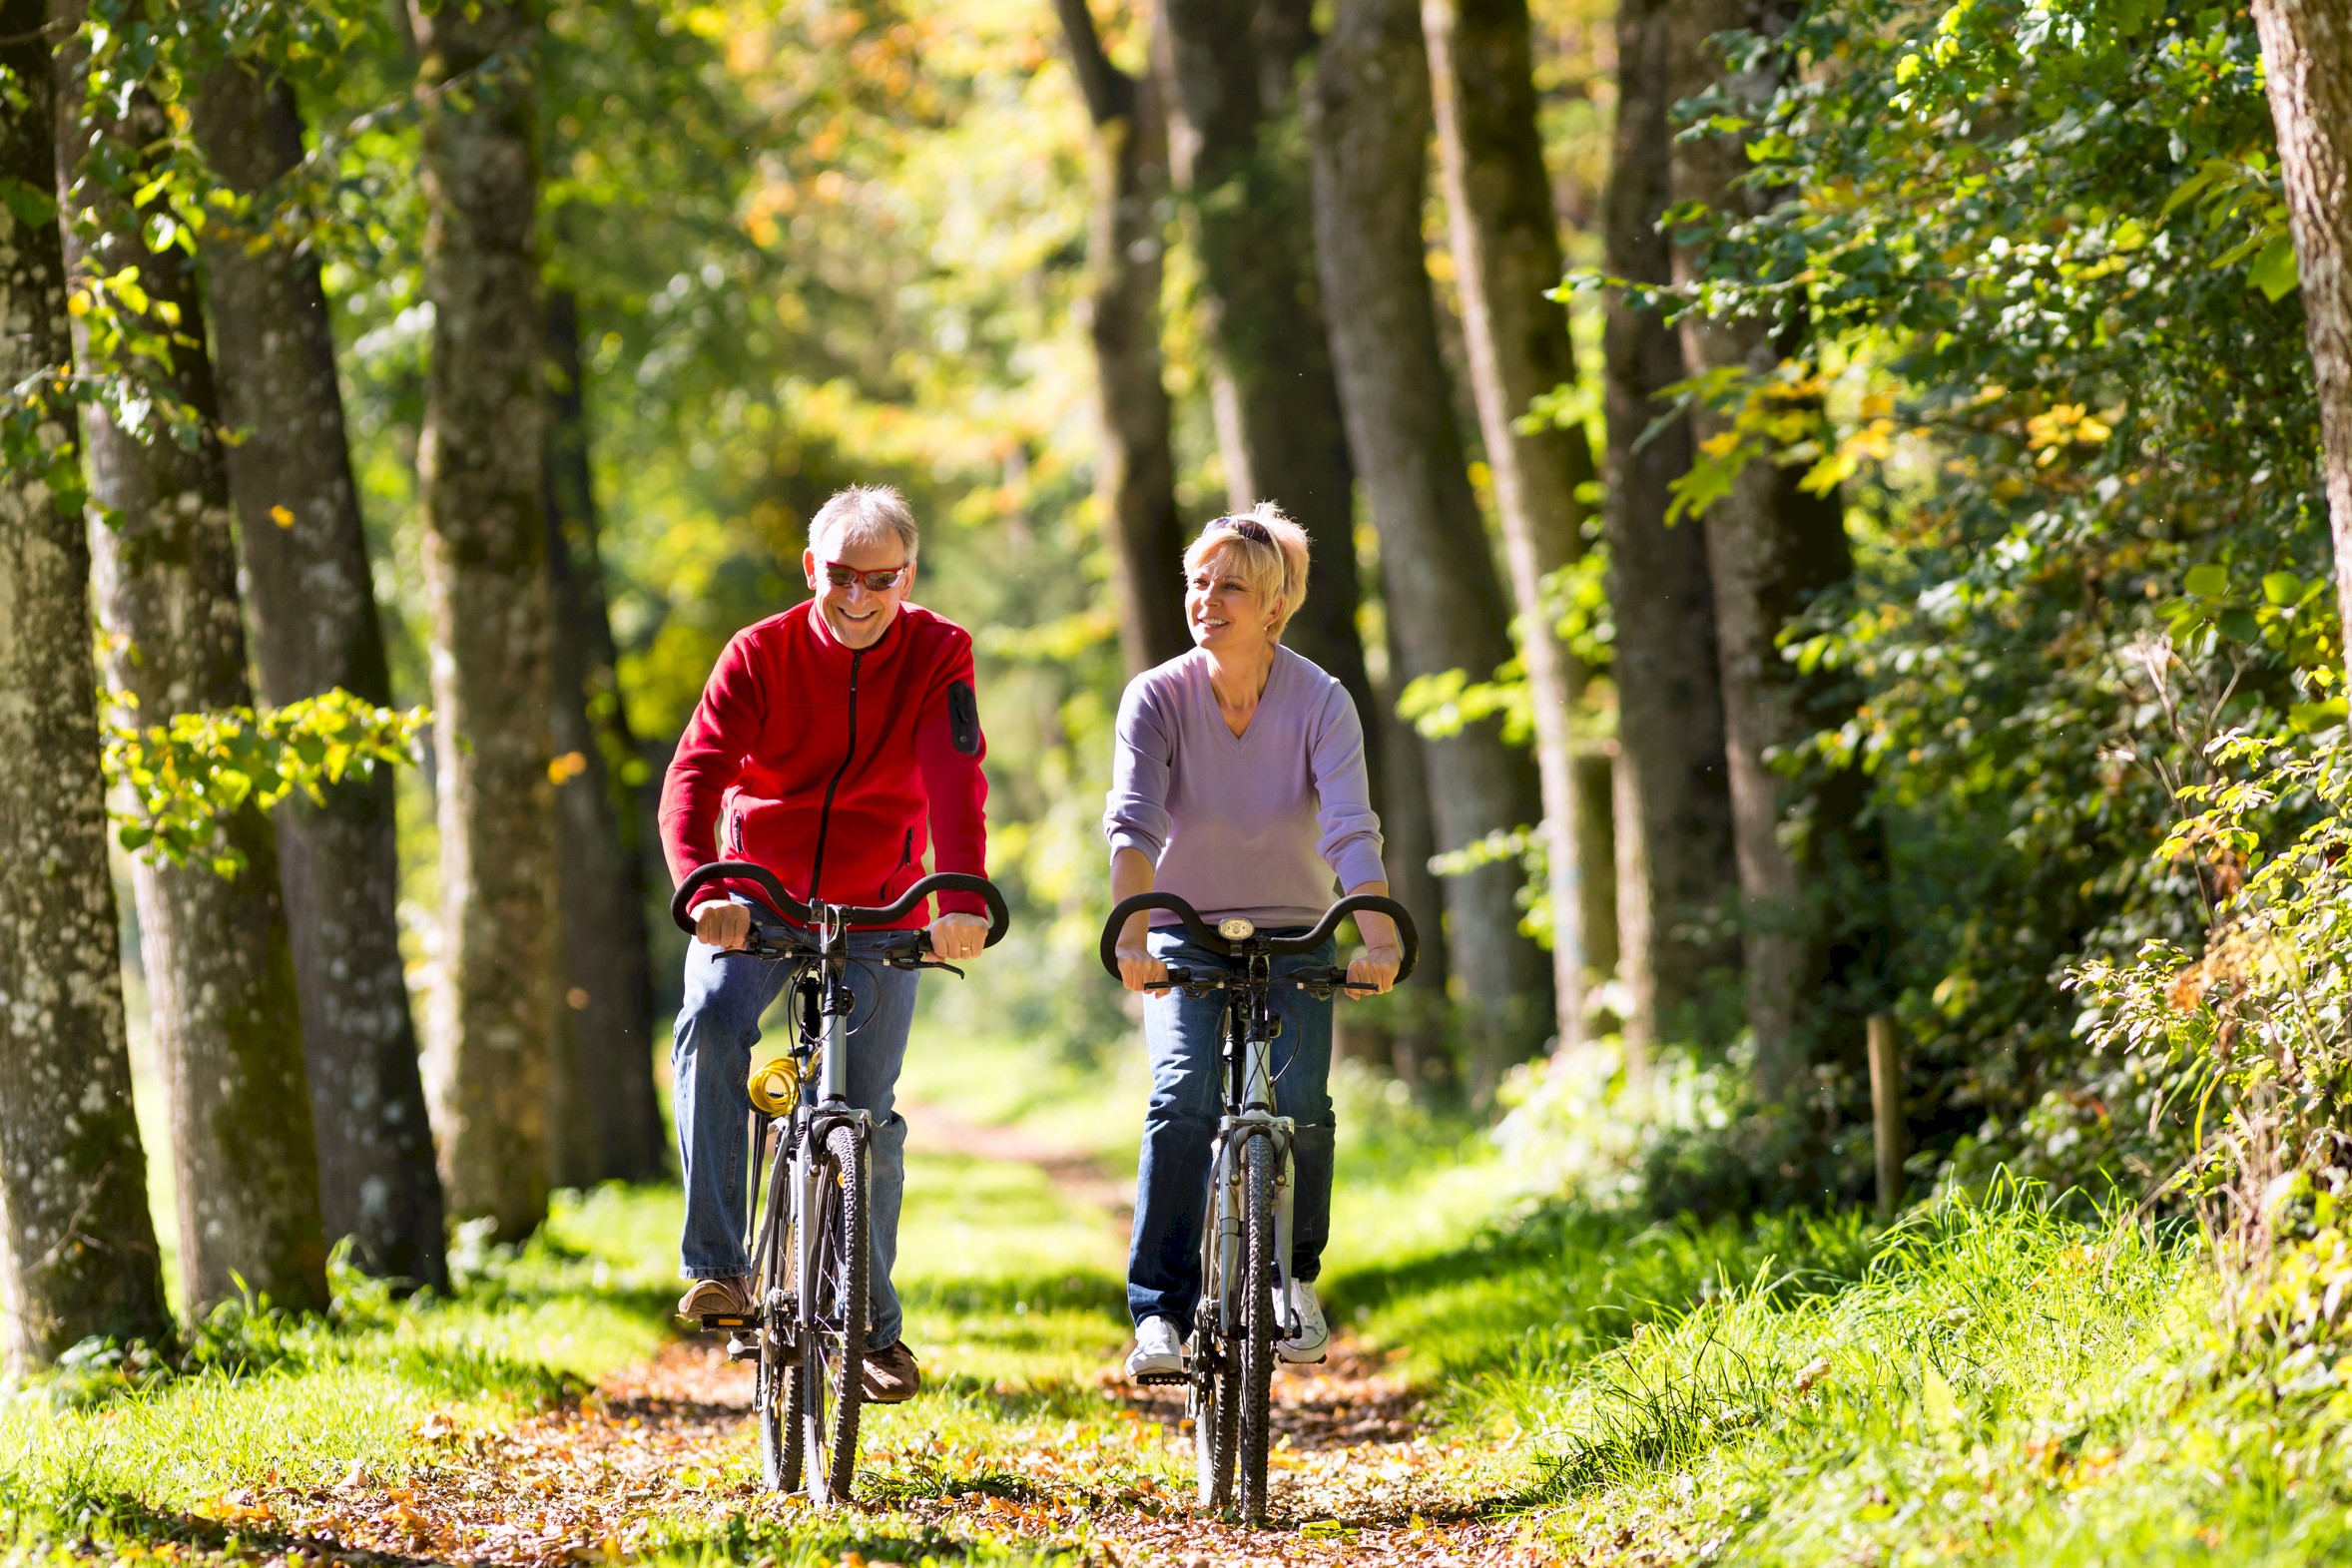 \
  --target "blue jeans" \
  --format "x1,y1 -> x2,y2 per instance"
1128,928 -> 1337,1334
673,903 -> 918,1349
